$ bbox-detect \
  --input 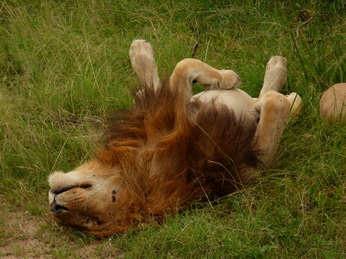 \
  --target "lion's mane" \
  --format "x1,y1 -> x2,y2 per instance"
95,82 -> 260,229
